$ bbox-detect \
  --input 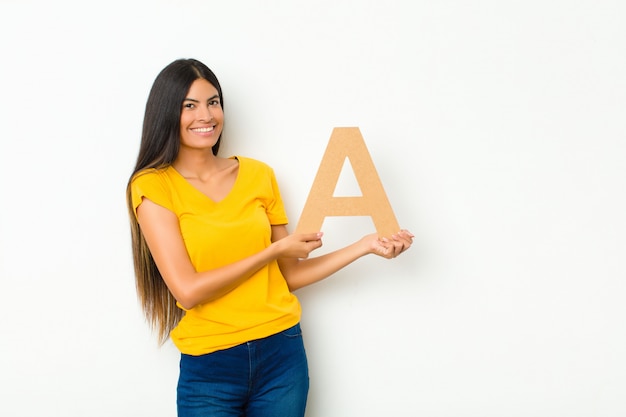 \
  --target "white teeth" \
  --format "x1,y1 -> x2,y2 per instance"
193,127 -> 214,132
